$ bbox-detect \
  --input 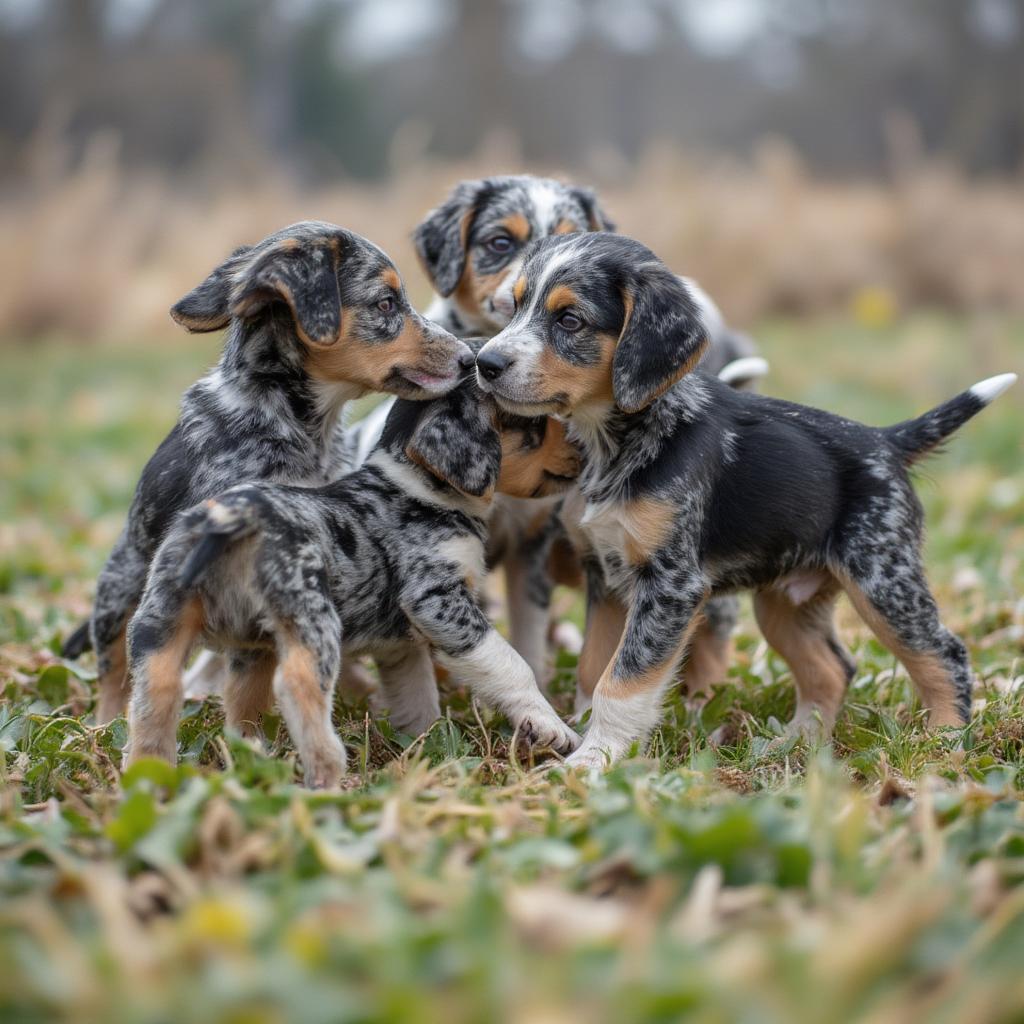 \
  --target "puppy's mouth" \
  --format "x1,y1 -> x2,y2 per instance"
393,366 -> 463,395
488,391 -> 567,418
